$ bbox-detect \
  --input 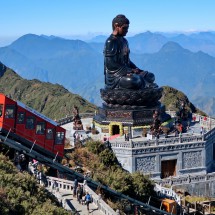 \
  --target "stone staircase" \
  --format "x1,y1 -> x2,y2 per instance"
46,176 -> 118,215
